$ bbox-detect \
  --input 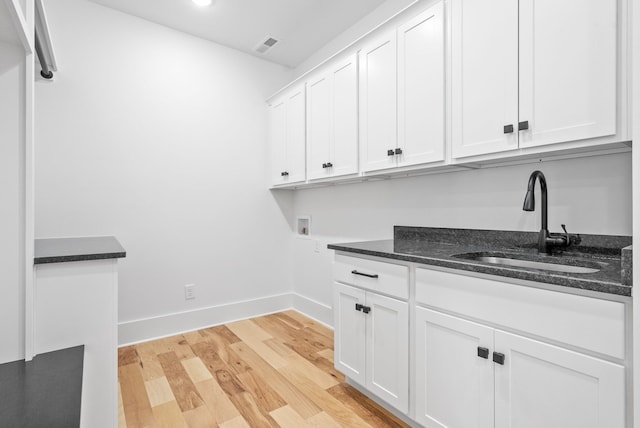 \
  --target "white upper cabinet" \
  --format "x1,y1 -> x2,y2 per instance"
518,0 -> 617,148
452,0 -> 619,159
397,2 -> 445,167
270,84 -> 306,186
361,1 -> 446,173
331,57 -> 359,178
307,55 -> 358,181
270,99 -> 287,185
360,30 -> 398,172
451,0 -> 520,158
268,0 -> 626,187
307,74 -> 332,180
